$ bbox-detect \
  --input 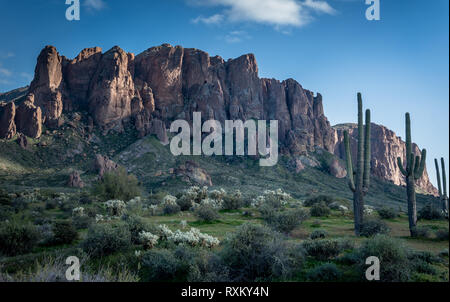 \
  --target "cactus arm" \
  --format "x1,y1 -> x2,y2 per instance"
435,159 -> 443,197
363,109 -> 371,190
413,155 -> 420,177
414,149 -> 426,180
442,158 -> 447,197
398,157 -> 408,176
344,130 -> 356,192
